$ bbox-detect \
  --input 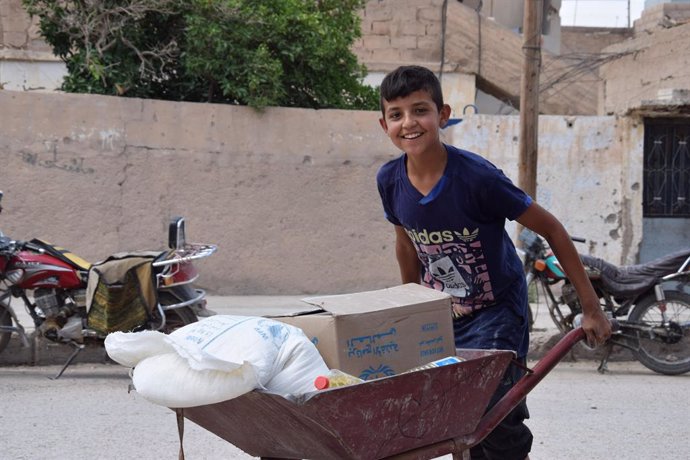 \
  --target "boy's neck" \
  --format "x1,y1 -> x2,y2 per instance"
405,143 -> 447,196
406,142 -> 447,176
